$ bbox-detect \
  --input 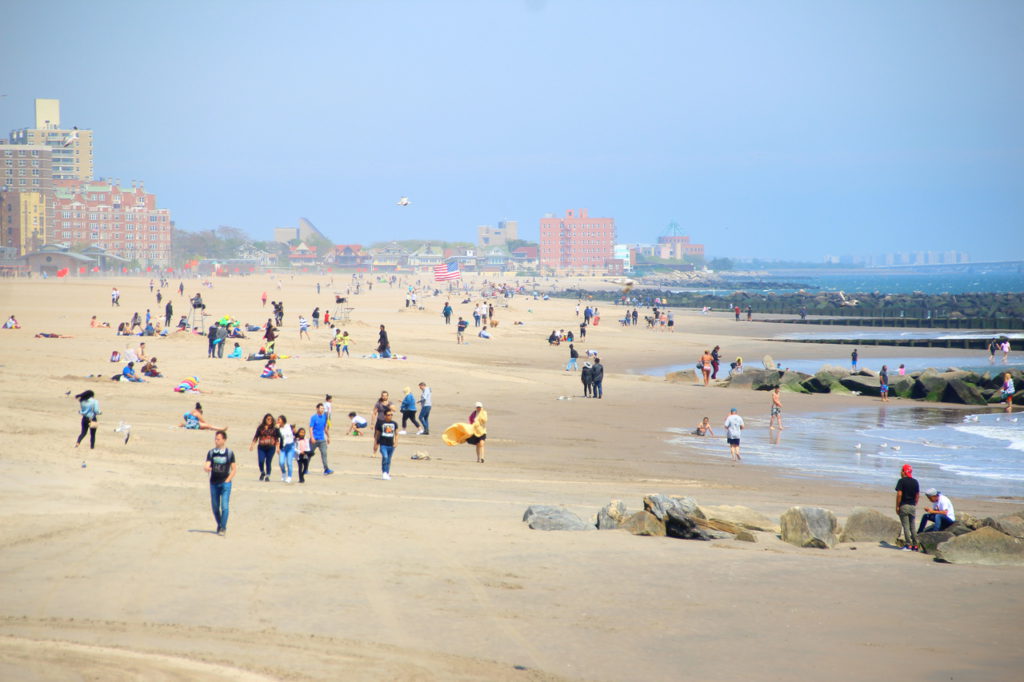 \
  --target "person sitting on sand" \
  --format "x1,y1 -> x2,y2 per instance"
176,315 -> 188,331
730,357 -> 744,376
547,330 -> 559,345
227,342 -> 243,359
261,358 -> 285,379
121,361 -> 144,382
90,316 -> 110,328
141,357 -> 162,378
693,417 -> 714,436
179,402 -> 222,431
3,315 -> 20,329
